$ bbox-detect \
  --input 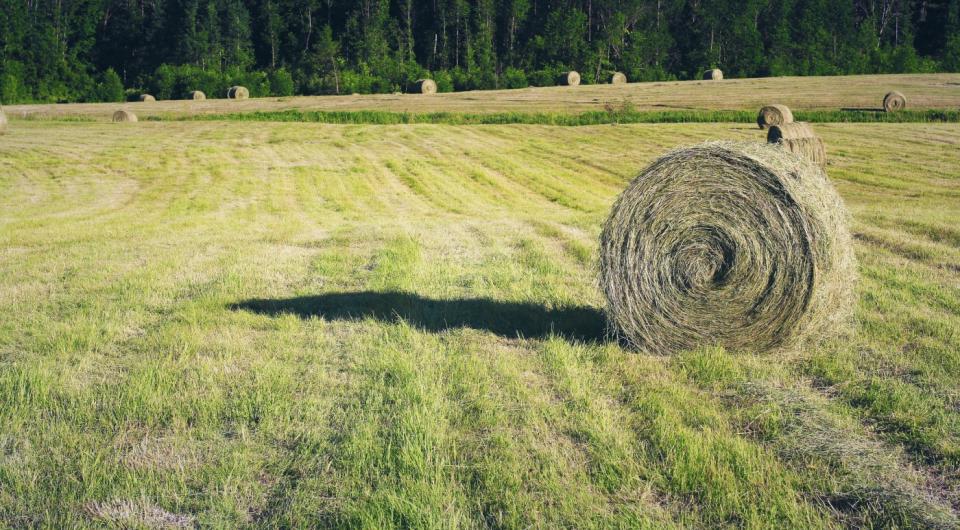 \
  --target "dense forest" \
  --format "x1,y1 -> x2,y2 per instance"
1,0 -> 958,103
